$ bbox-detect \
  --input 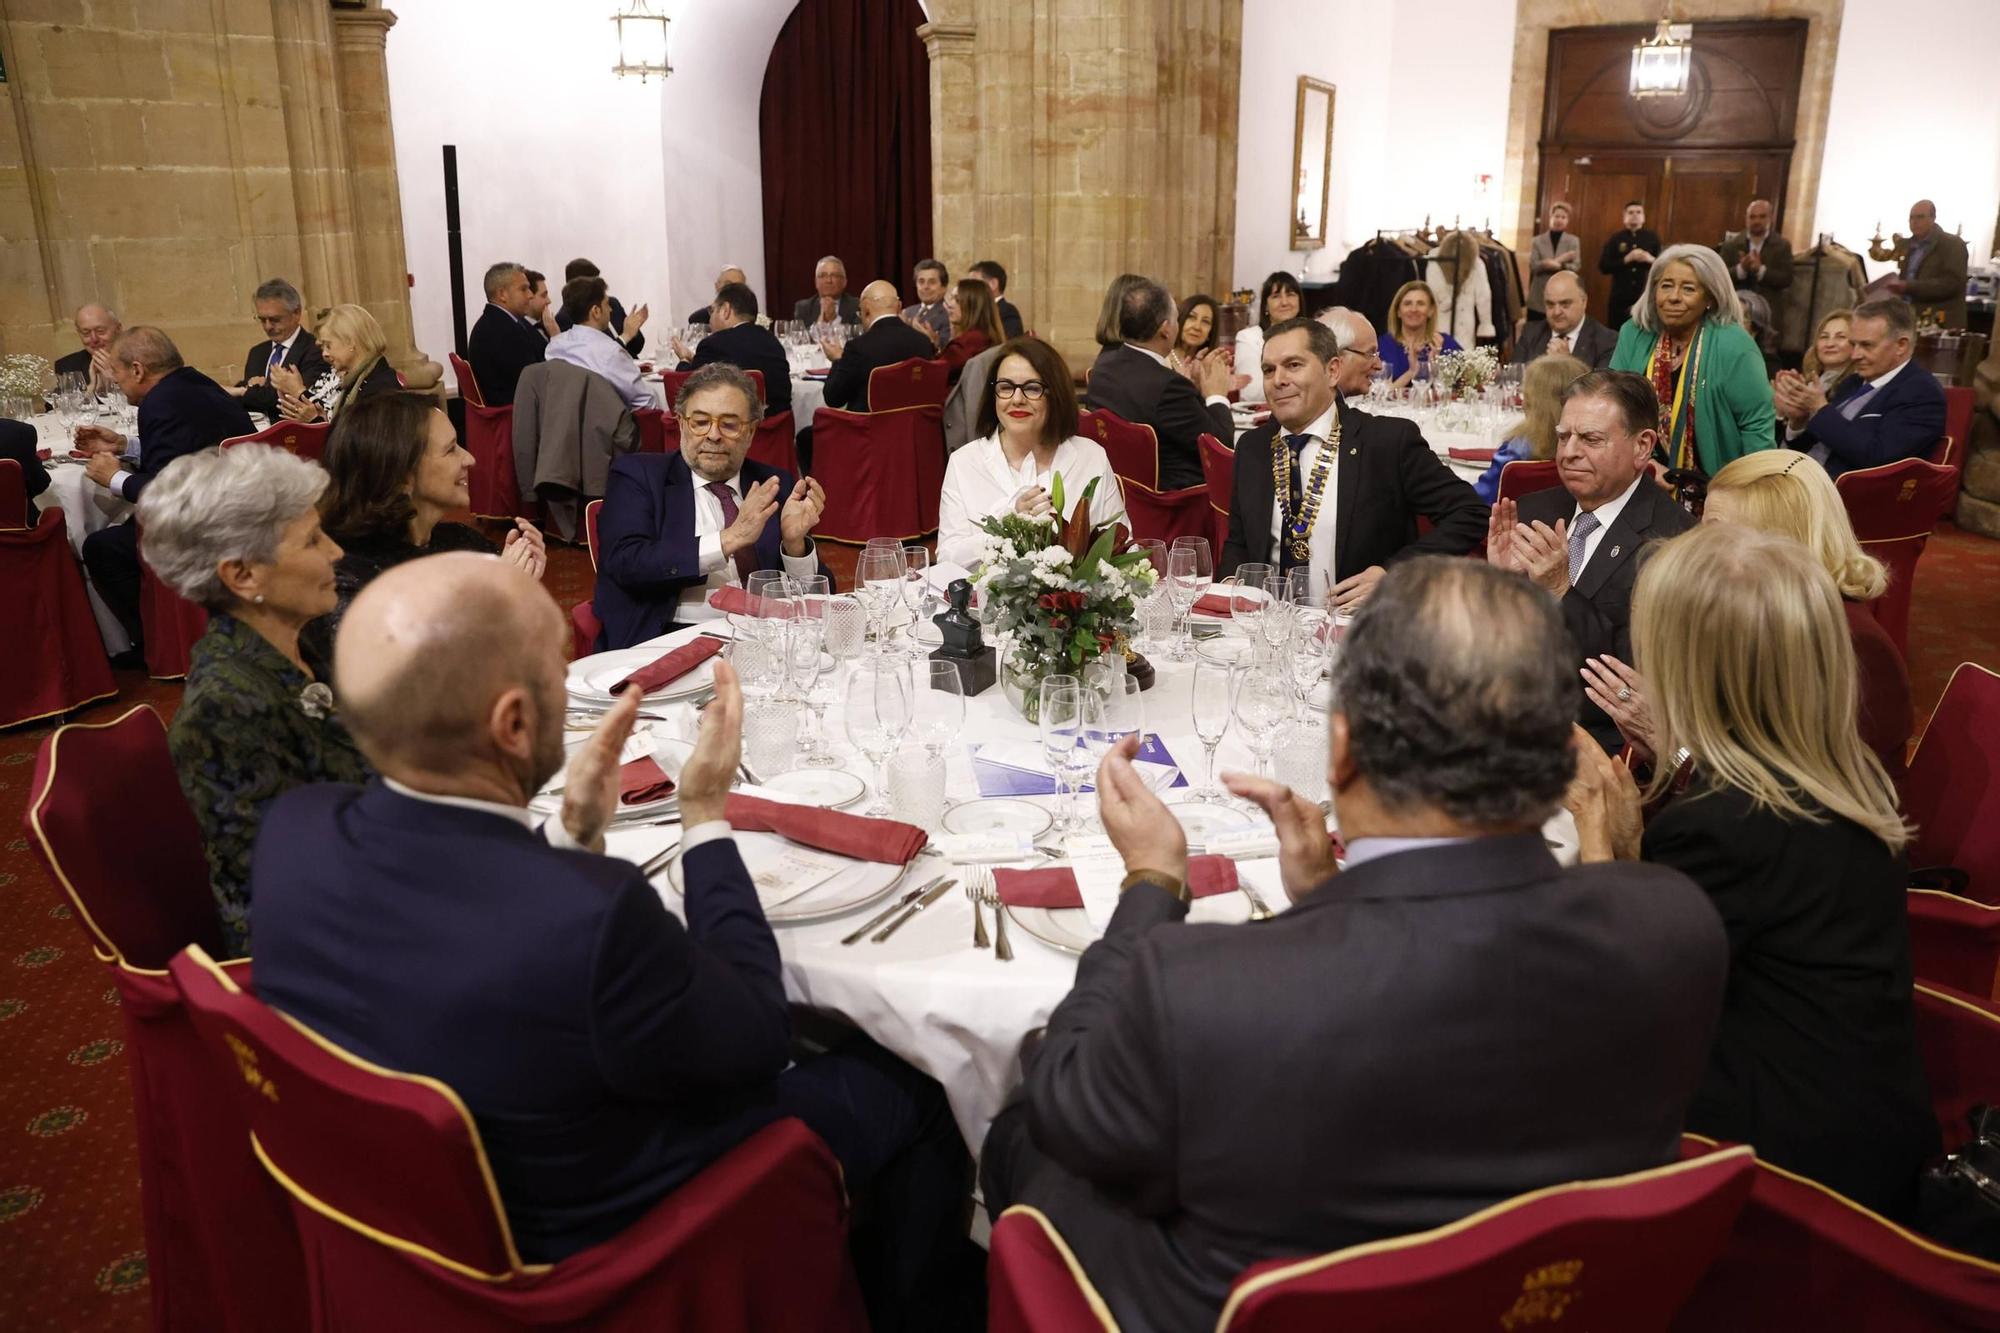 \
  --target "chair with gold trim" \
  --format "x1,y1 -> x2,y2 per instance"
1836,457 -> 1961,660
662,367 -> 768,410
988,1205 -> 1119,1333
1121,475 -> 1212,547
170,944 -> 867,1332
810,404 -> 946,544
867,357 -> 951,411
1079,409 -> 1162,492
221,418 -> 333,463
1903,663 -> 2000,906
24,706 -> 307,1332
1913,982 -> 2000,1150
1907,889 -> 2000,1001
1199,432 -> 1234,552
1672,1135 -> 2000,1329
1496,458 -> 1562,504
0,502 -> 118,728
138,517 -> 209,680
570,499 -> 605,657
1942,386 -> 1974,467
451,353 -> 532,523
1215,1148 -> 1755,1332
